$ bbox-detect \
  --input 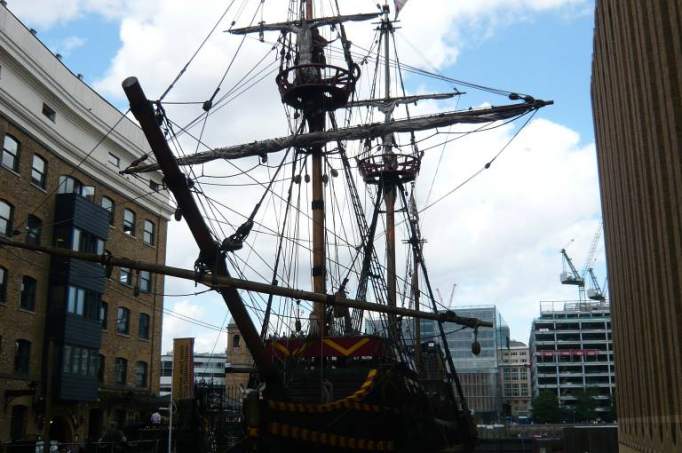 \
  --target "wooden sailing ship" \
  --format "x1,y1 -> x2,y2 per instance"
1,1 -> 551,451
